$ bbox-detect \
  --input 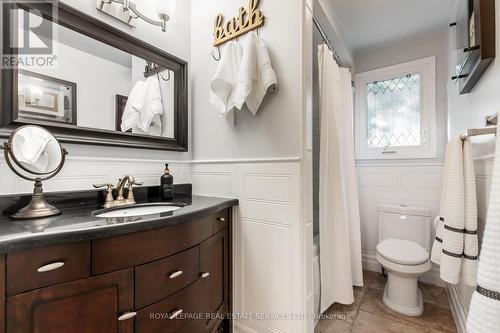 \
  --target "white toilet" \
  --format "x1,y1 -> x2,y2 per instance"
376,205 -> 432,316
